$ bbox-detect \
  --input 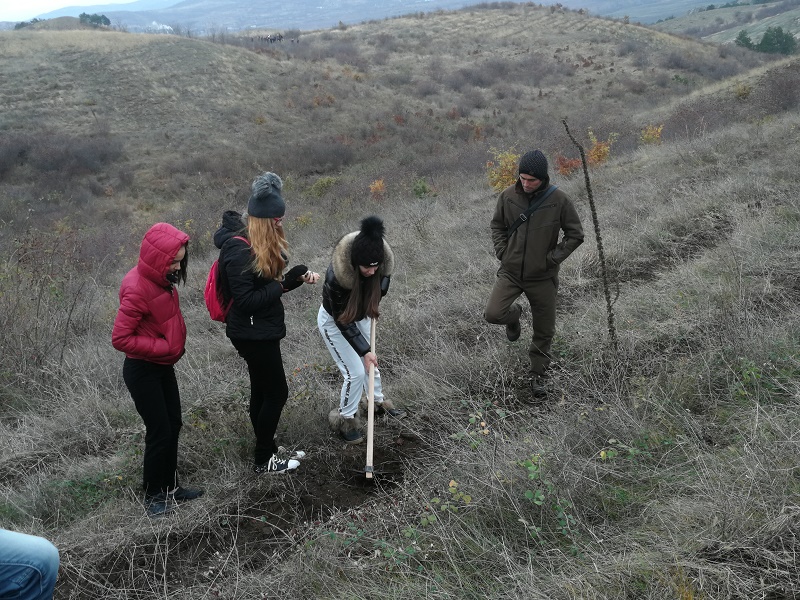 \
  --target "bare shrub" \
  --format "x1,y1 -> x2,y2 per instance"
27,132 -> 123,177
274,138 -> 355,175
621,77 -> 647,95
373,32 -> 399,51
461,87 -> 488,110
327,39 -> 367,69
413,78 -> 438,98
516,52 -> 574,86
660,50 -> 693,70
442,69 -> 468,91
382,69 -> 412,87
427,56 -> 444,83
0,134 -> 31,179
117,167 -> 134,187
161,151 -> 249,181
616,39 -> 645,57
750,62 -> 800,113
